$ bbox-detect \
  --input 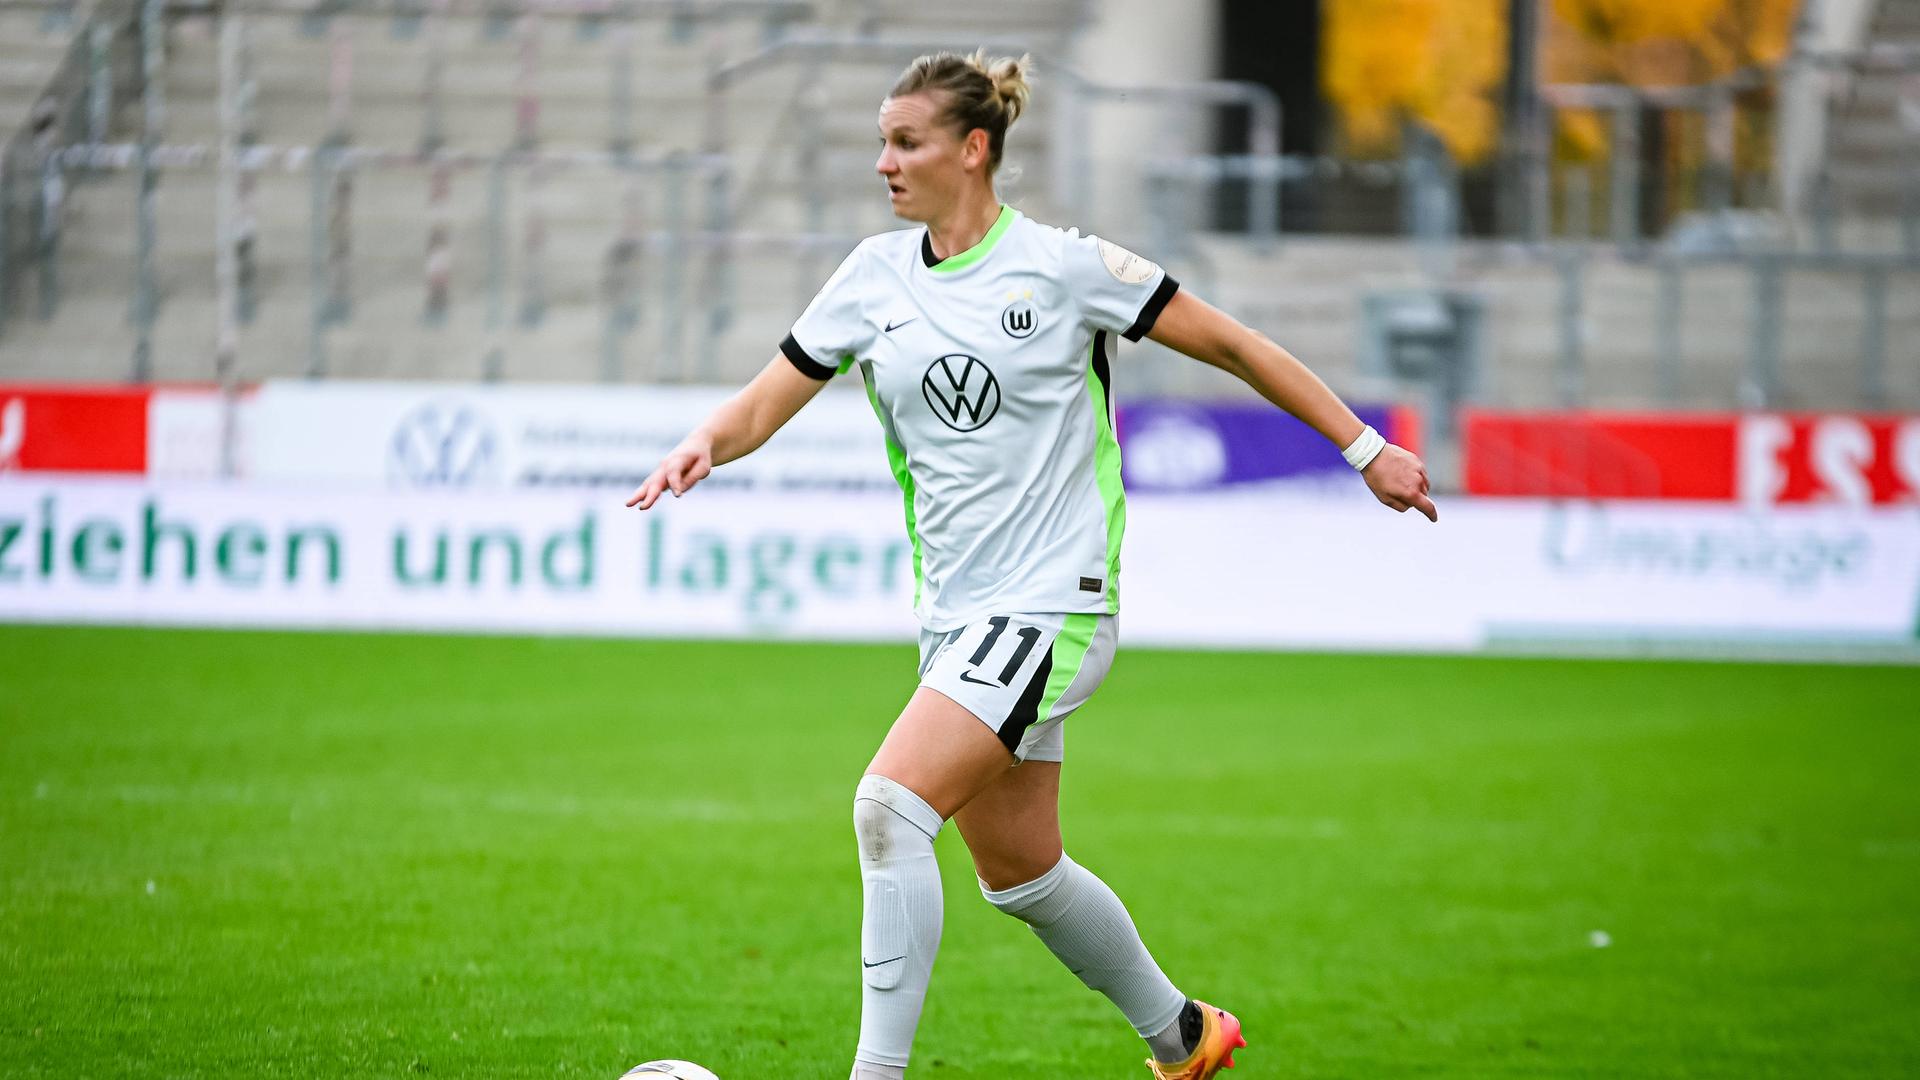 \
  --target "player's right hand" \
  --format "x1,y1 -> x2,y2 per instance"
626,440 -> 713,510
